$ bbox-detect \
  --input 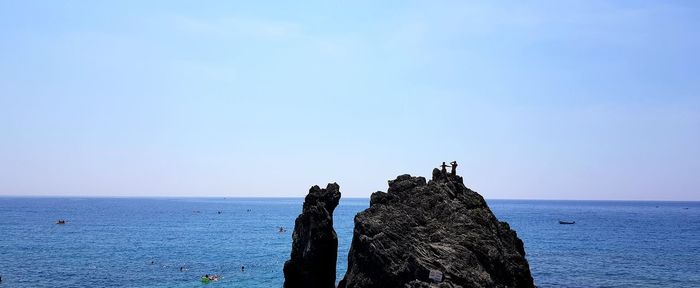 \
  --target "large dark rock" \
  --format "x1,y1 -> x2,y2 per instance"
338,169 -> 534,288
284,183 -> 342,288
